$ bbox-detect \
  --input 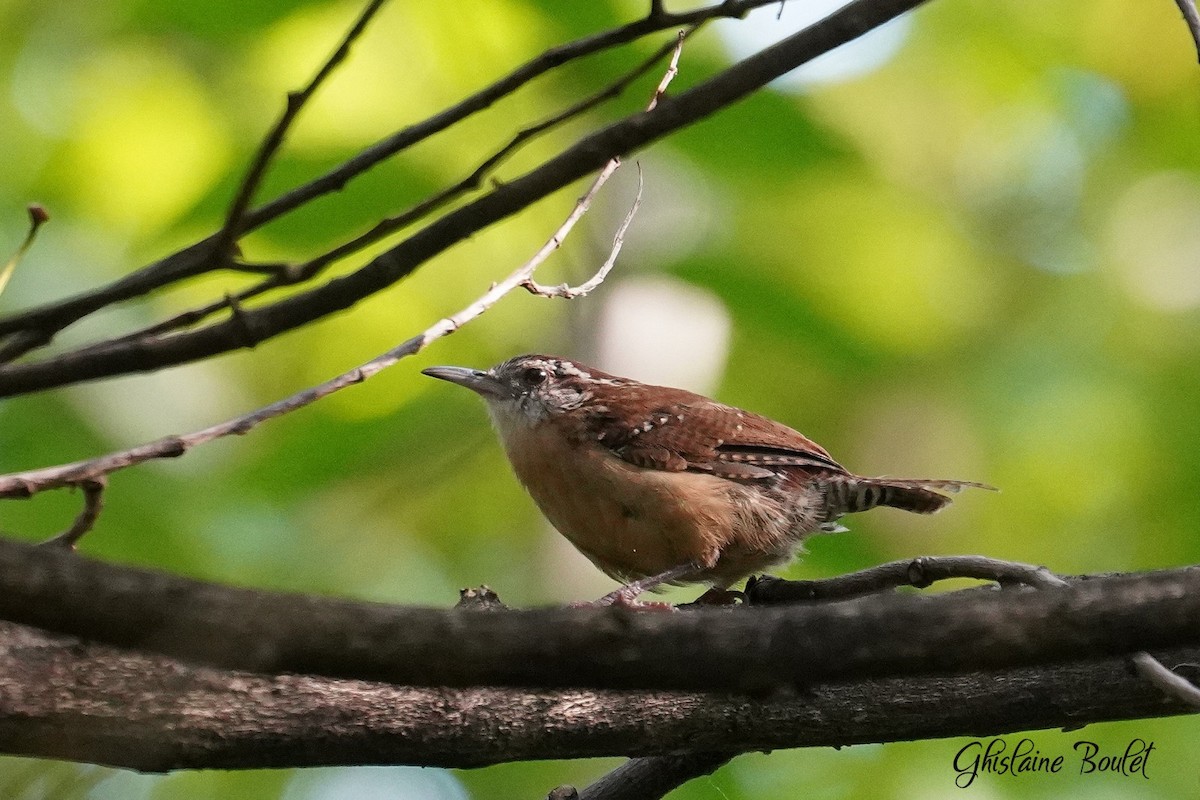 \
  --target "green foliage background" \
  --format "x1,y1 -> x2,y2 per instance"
2,0 -> 1199,797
